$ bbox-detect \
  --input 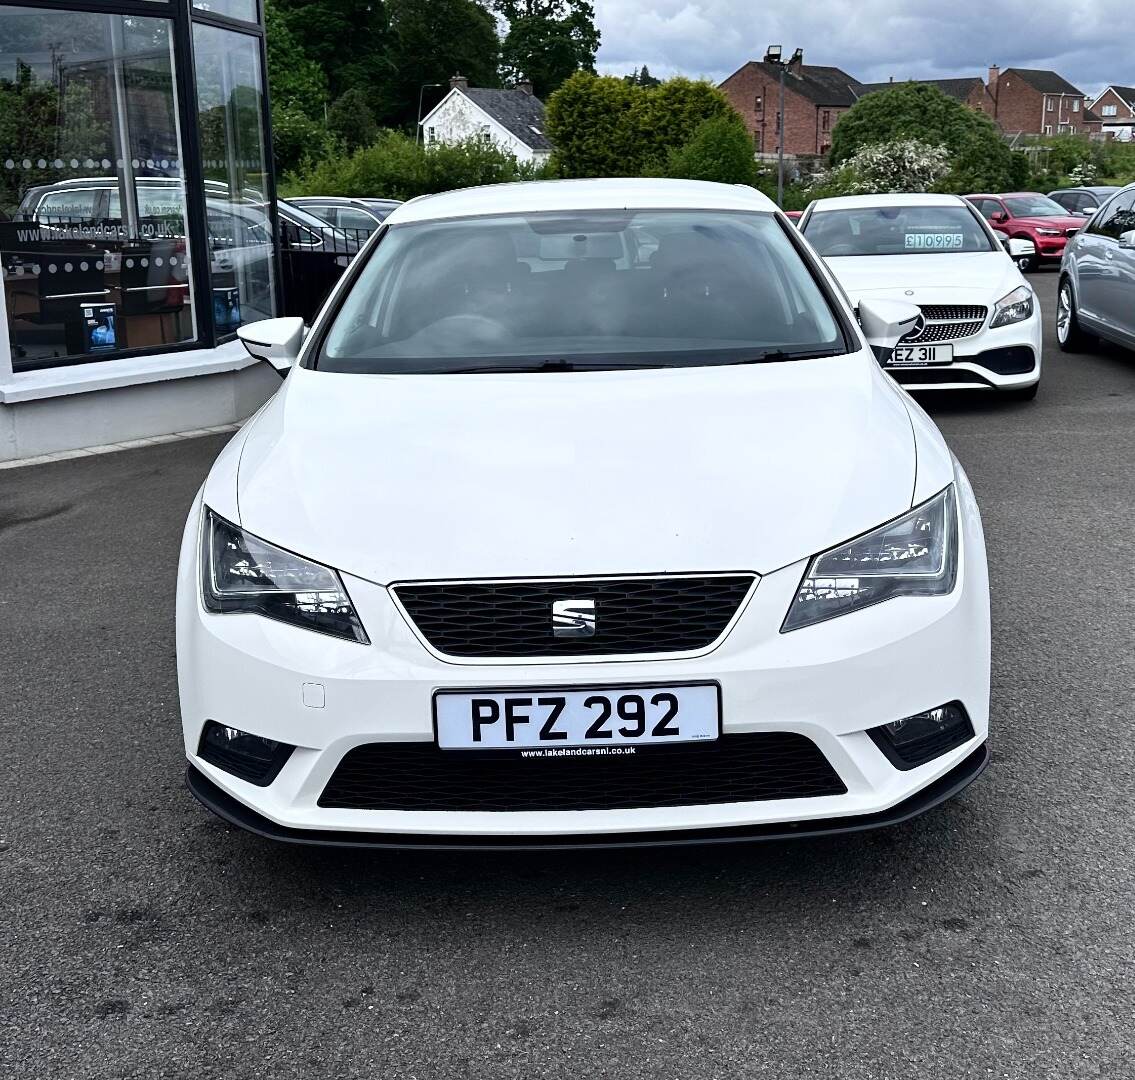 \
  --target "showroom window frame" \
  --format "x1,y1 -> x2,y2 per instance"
0,0 -> 281,366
